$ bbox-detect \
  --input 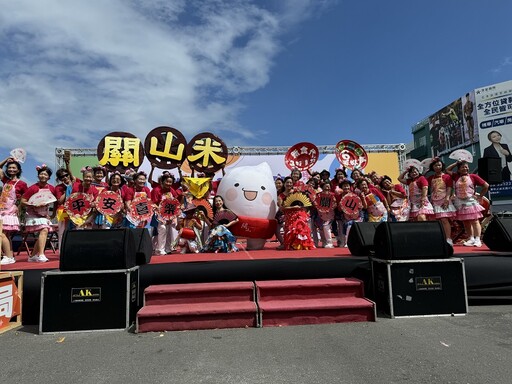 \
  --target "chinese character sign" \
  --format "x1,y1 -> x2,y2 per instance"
186,133 -> 228,173
284,142 -> 319,171
0,277 -> 21,330
95,191 -> 123,216
97,132 -> 145,171
144,126 -> 187,169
